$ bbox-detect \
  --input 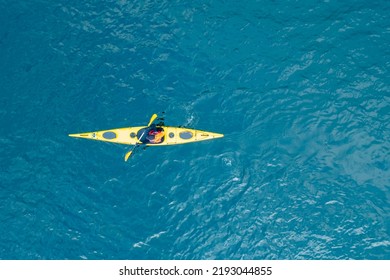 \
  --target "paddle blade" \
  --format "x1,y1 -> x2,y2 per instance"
148,114 -> 158,126
124,151 -> 132,161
